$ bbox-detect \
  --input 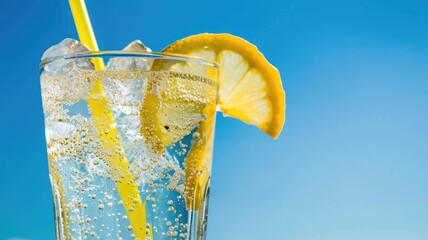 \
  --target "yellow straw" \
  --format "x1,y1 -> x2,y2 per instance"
68,0 -> 147,239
